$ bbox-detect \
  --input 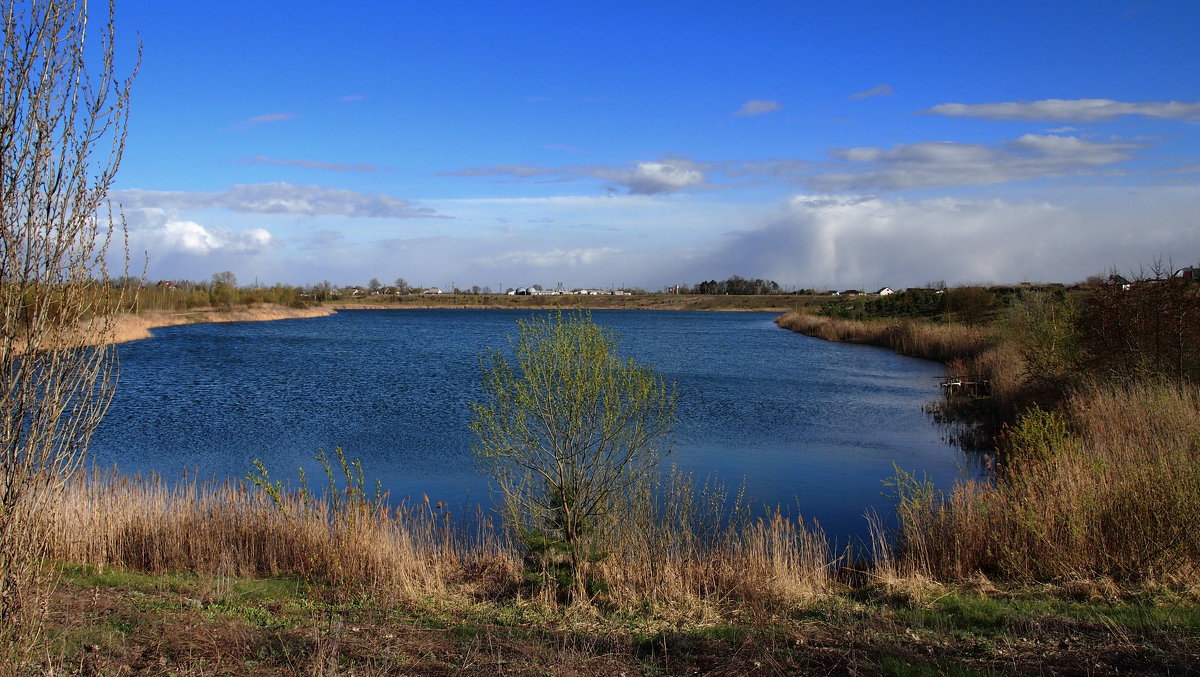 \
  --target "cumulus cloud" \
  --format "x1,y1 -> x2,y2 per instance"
734,99 -> 783,117
113,183 -> 438,219
924,98 -> 1200,122
231,113 -> 297,130
123,208 -> 275,257
239,156 -> 387,173
851,84 -> 893,100
811,135 -> 1143,191
616,162 -> 704,195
